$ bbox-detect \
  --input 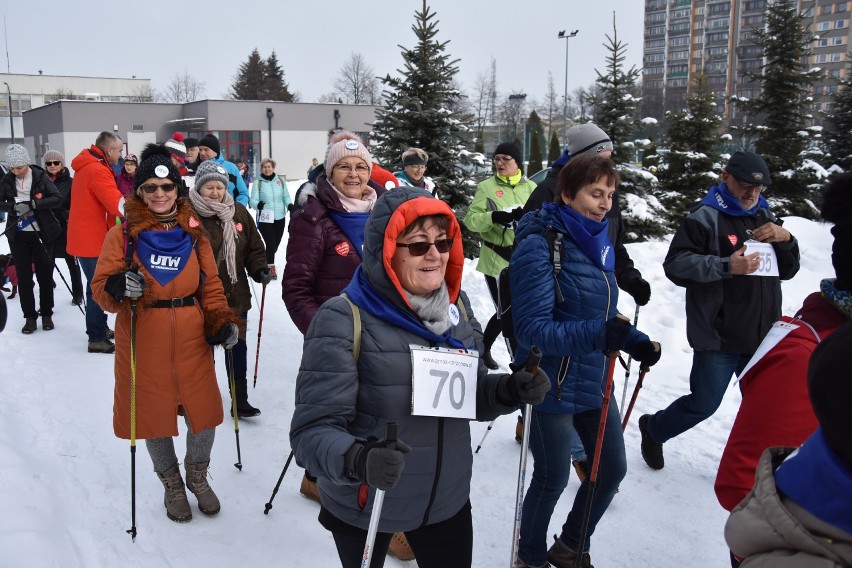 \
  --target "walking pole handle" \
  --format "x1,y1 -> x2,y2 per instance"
606,314 -> 631,358
525,346 -> 542,374
361,421 -> 397,568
